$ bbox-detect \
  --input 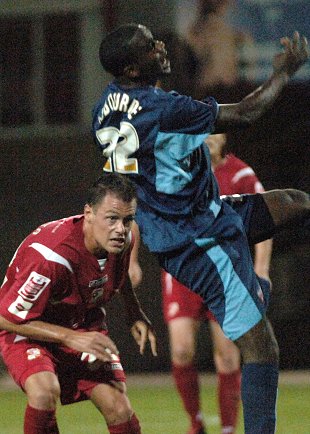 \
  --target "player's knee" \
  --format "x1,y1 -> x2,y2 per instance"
235,318 -> 279,364
282,188 -> 309,206
27,381 -> 60,409
214,350 -> 240,373
264,188 -> 310,227
104,395 -> 134,425
112,404 -> 133,424
171,345 -> 195,365
279,189 -> 310,224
